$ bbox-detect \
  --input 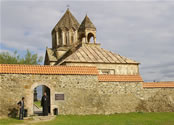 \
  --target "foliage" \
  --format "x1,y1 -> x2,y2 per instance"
0,50 -> 43,64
